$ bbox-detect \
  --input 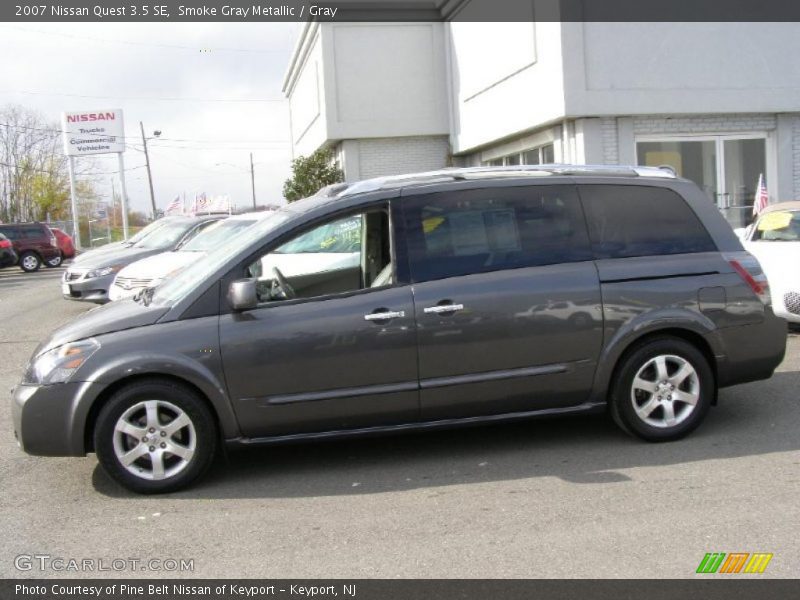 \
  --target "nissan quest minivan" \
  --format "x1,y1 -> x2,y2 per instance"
12,166 -> 787,493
